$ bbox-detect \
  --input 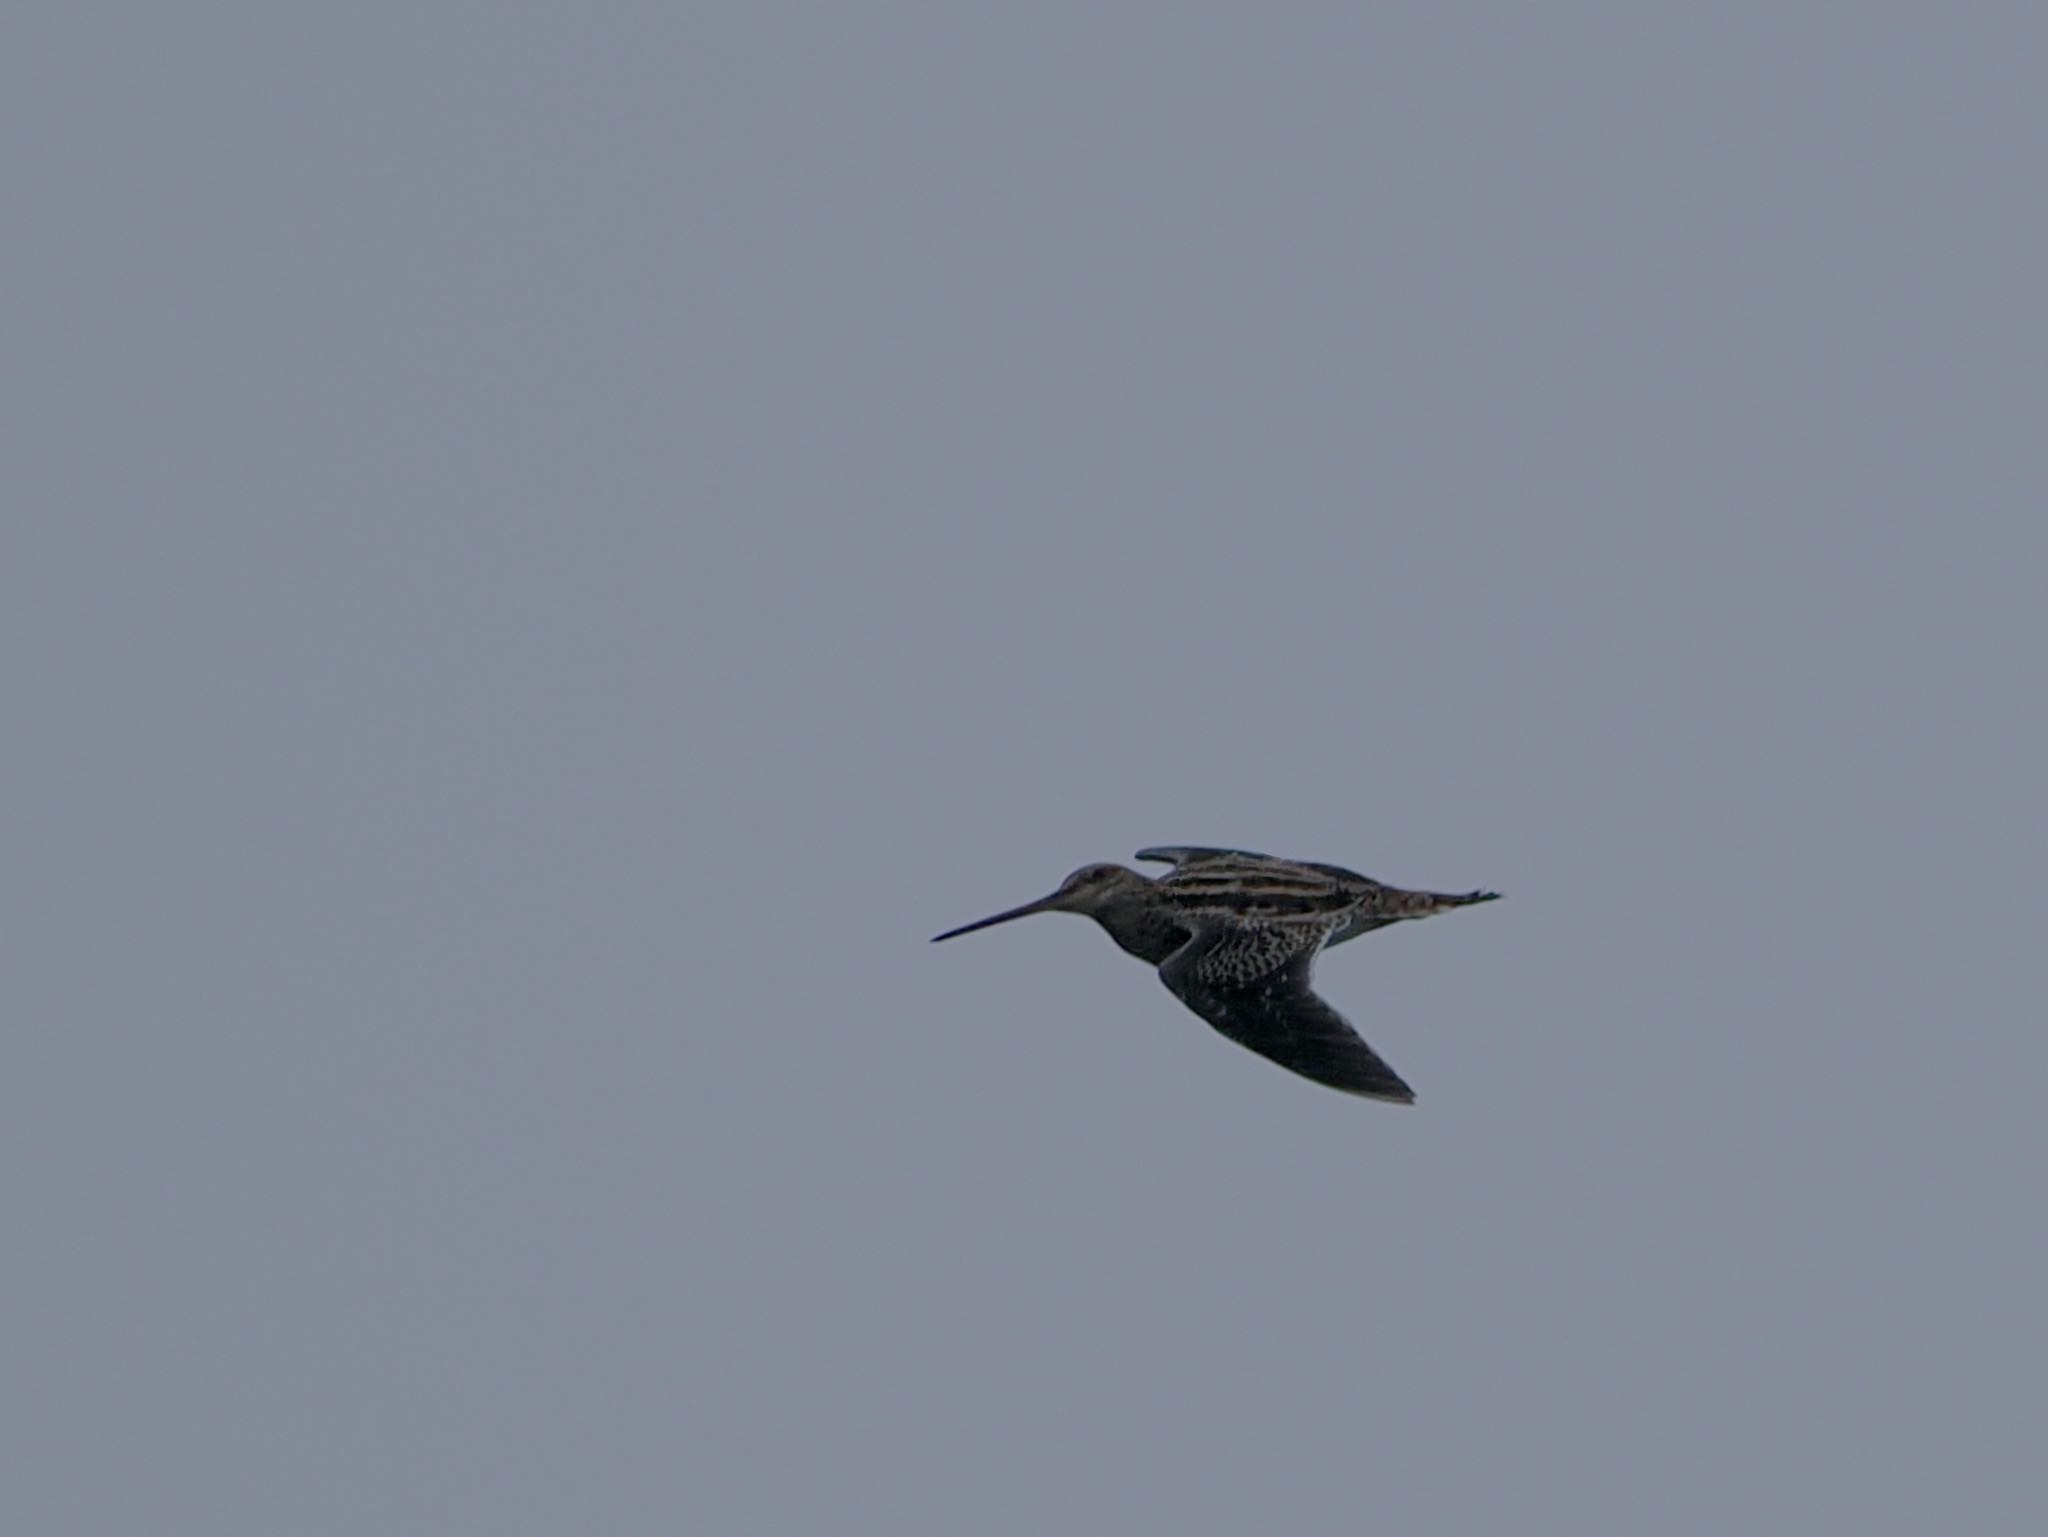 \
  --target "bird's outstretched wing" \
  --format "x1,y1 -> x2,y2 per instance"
1135,845 -> 1276,869
1158,919 -> 1416,1103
